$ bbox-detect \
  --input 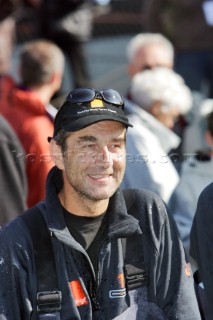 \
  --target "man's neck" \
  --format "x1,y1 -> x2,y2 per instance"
58,188 -> 109,217
28,84 -> 54,106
